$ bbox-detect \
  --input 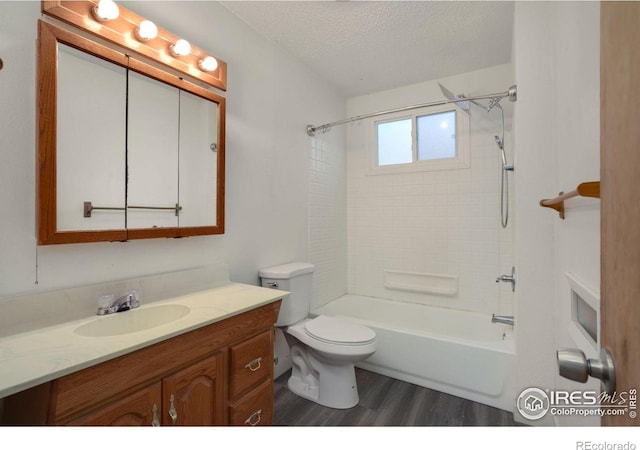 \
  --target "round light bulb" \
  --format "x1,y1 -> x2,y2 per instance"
136,20 -> 158,41
170,39 -> 191,57
198,56 -> 218,72
92,0 -> 119,21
